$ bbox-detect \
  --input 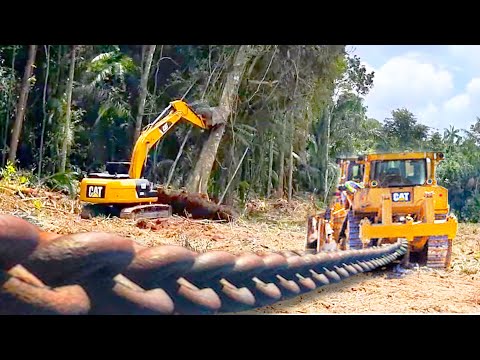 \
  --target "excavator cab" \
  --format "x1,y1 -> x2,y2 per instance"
79,100 -> 212,220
